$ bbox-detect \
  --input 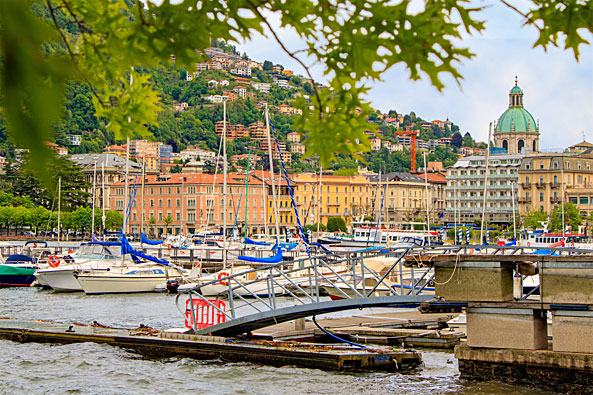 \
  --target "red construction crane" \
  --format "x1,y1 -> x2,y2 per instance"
394,130 -> 419,172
